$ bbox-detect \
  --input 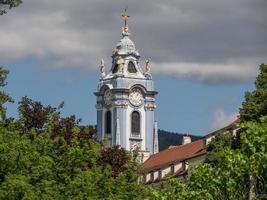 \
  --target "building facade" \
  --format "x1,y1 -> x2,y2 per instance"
141,119 -> 240,184
95,9 -> 158,156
